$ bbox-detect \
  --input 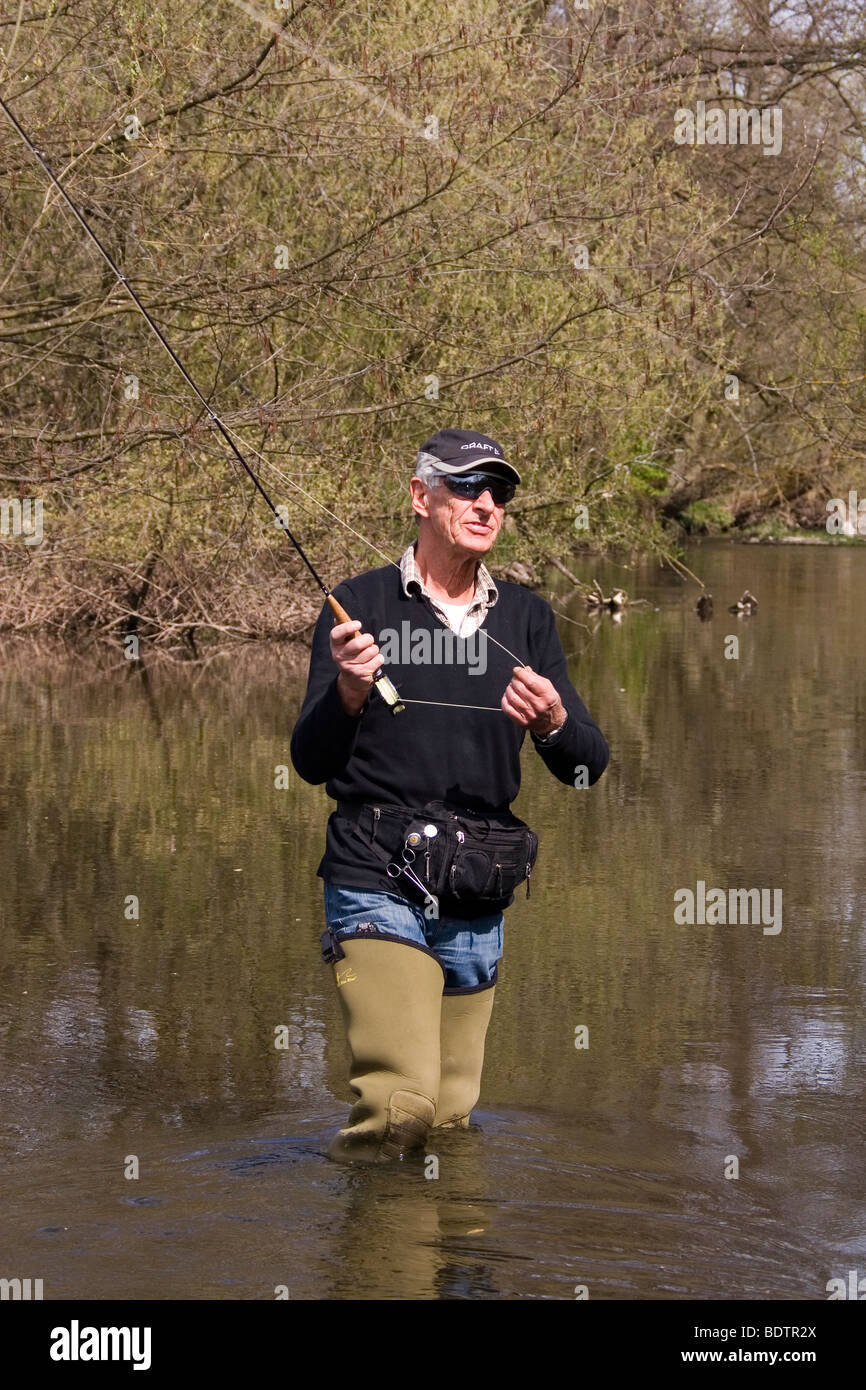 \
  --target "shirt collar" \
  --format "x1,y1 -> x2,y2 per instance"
399,541 -> 498,610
